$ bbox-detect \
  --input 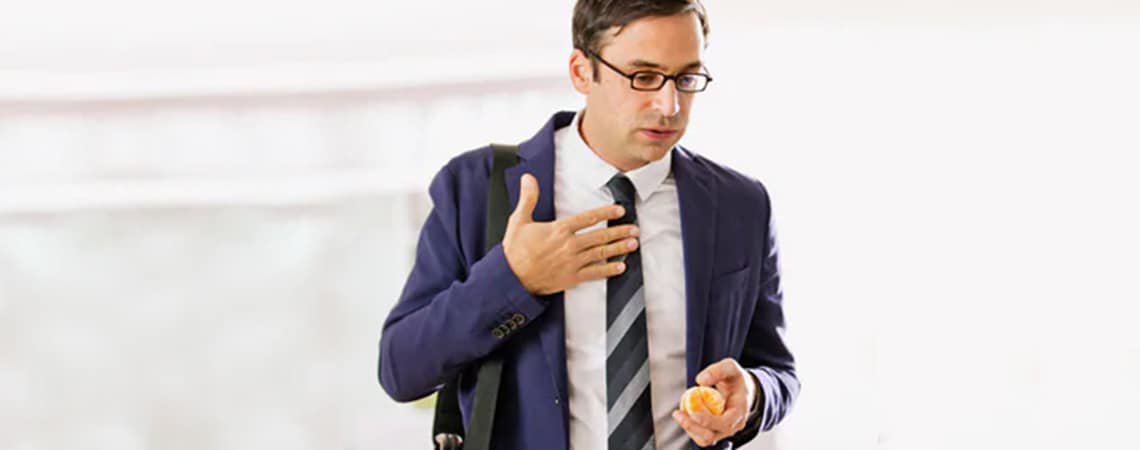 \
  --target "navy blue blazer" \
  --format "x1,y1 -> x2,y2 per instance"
379,111 -> 798,450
